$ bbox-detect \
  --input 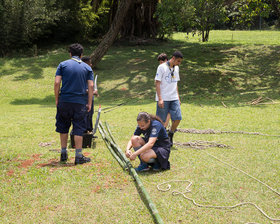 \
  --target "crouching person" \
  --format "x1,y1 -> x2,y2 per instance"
125,112 -> 171,172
